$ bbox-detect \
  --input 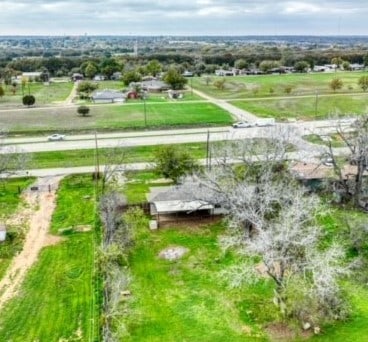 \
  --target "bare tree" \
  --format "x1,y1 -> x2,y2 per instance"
0,130 -> 30,180
181,132 -> 349,325
322,115 -> 368,208
99,144 -> 131,194
99,193 -> 135,341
